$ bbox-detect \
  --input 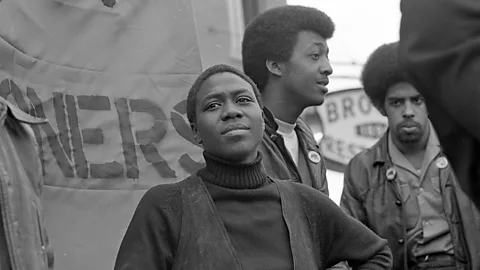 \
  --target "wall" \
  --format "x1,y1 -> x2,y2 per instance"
193,0 -> 286,70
